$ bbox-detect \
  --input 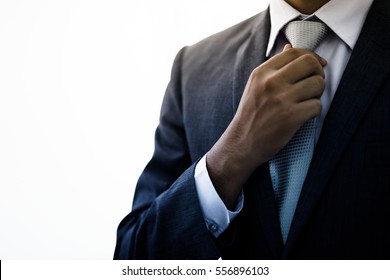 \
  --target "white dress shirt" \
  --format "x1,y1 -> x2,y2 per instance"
194,0 -> 374,237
